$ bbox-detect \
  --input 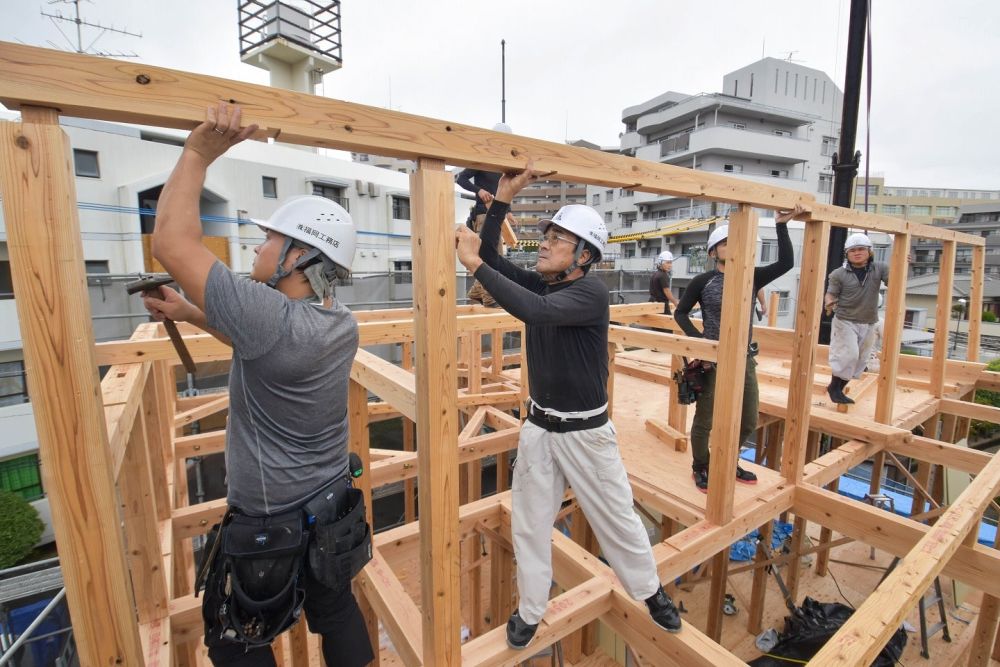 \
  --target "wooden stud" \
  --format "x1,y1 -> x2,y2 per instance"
767,291 -> 780,328
779,217 -> 831,484
930,240 -> 957,396
706,204 -> 758,525
747,520 -> 773,635
410,158 -> 461,666
0,110 -> 143,665
874,233 -> 911,425
705,550 -> 729,642
968,245 -> 985,362
348,379 -> 380,666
